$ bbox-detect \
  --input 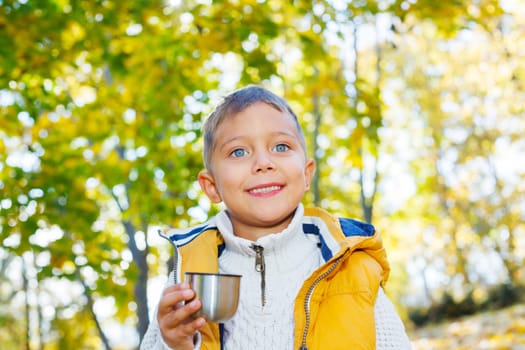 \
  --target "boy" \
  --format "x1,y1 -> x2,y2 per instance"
141,85 -> 411,349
